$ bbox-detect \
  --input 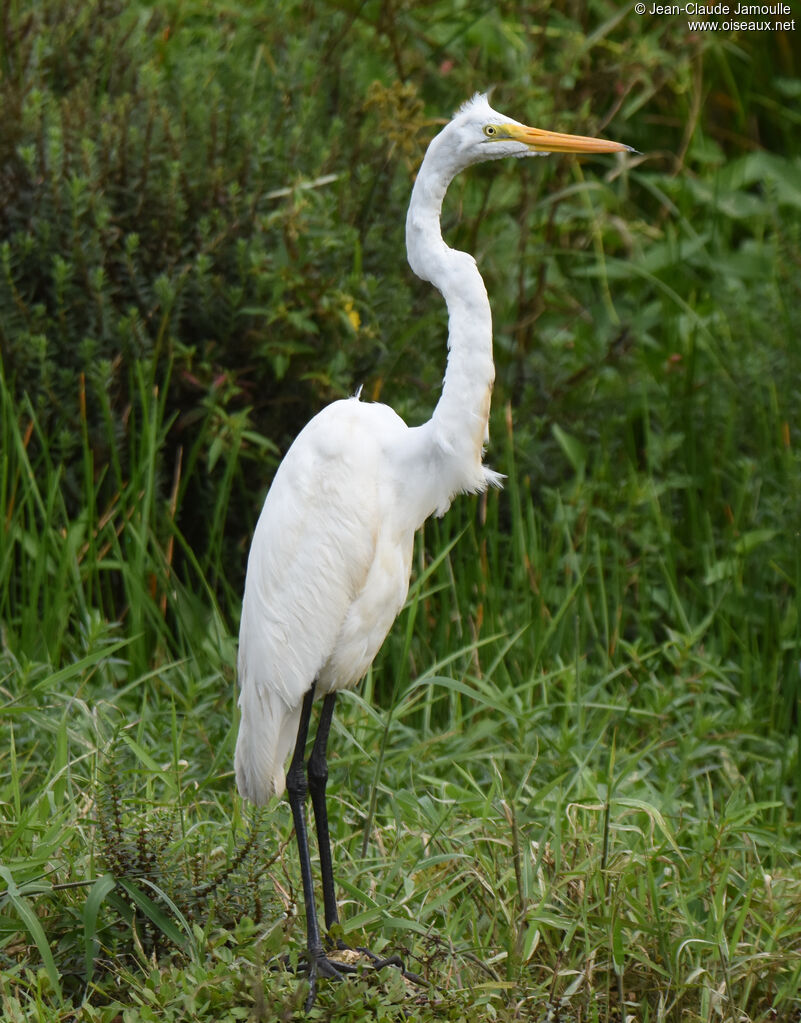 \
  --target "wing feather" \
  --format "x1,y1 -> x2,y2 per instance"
234,398 -> 406,802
